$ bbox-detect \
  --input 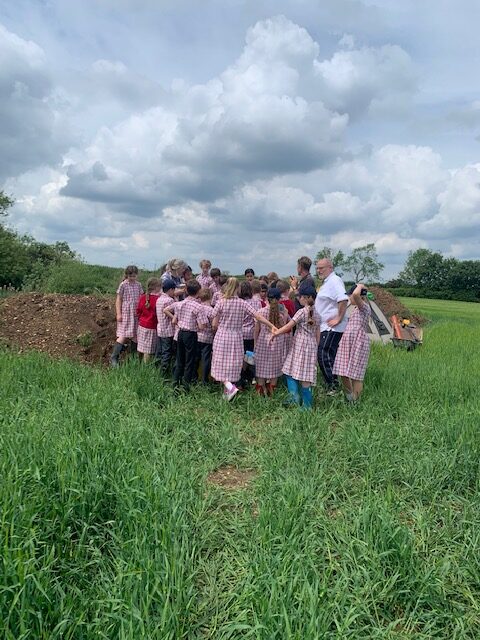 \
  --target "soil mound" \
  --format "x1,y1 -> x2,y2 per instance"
0,288 -> 425,366
0,293 -> 116,365
369,287 -> 427,326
